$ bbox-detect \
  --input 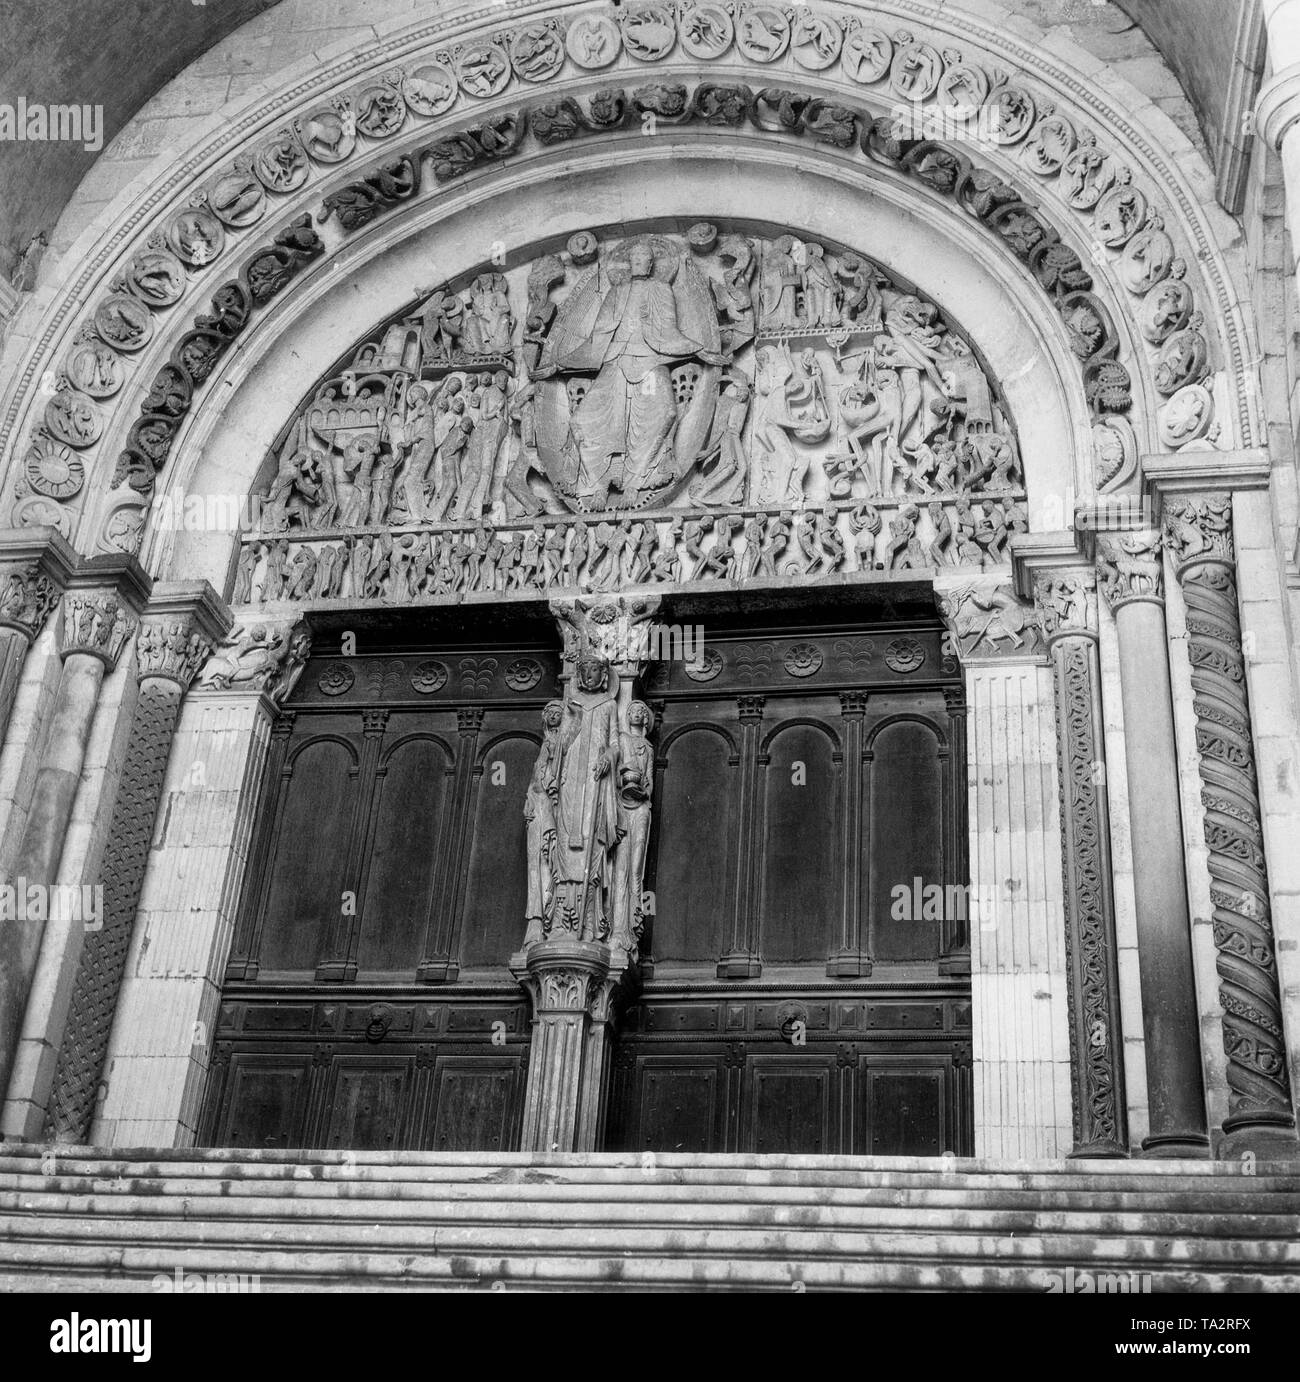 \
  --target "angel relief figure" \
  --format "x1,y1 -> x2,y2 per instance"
532,236 -> 731,510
